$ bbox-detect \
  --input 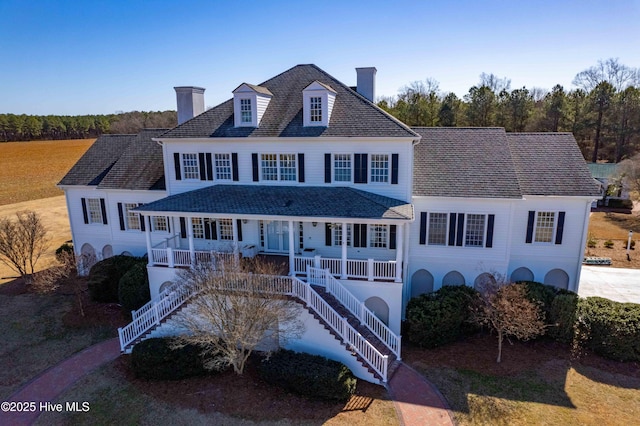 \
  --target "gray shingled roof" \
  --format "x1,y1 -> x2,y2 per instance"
134,185 -> 413,221
412,128 -> 523,198
507,133 -> 601,196
98,129 -> 168,190
160,64 -> 418,139
58,134 -> 136,186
